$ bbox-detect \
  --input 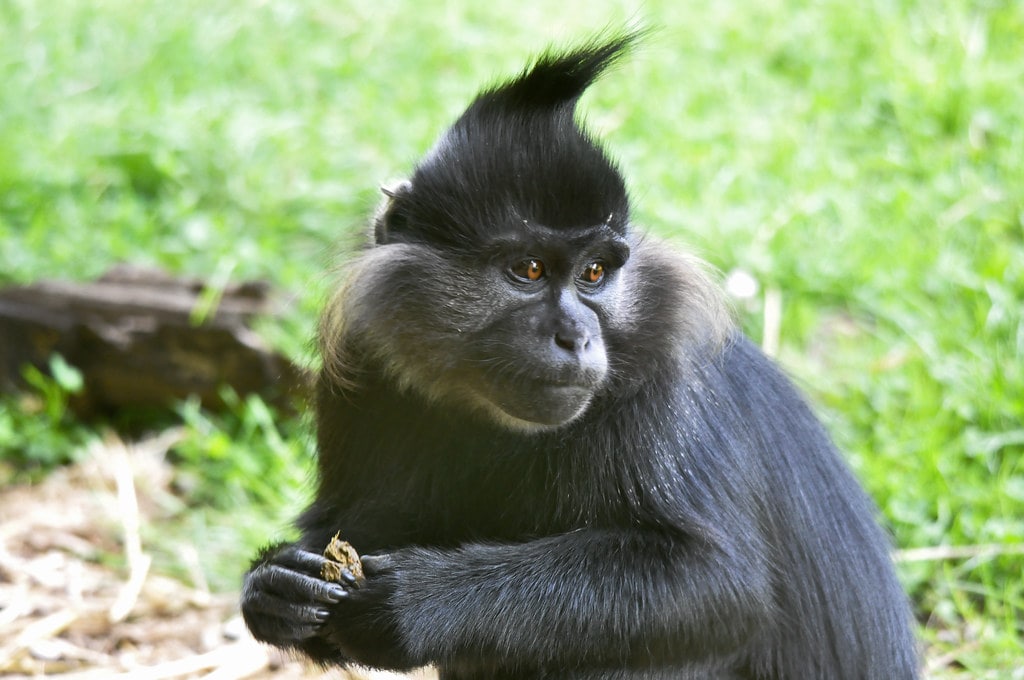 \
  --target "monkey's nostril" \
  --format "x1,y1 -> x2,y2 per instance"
555,333 -> 589,353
